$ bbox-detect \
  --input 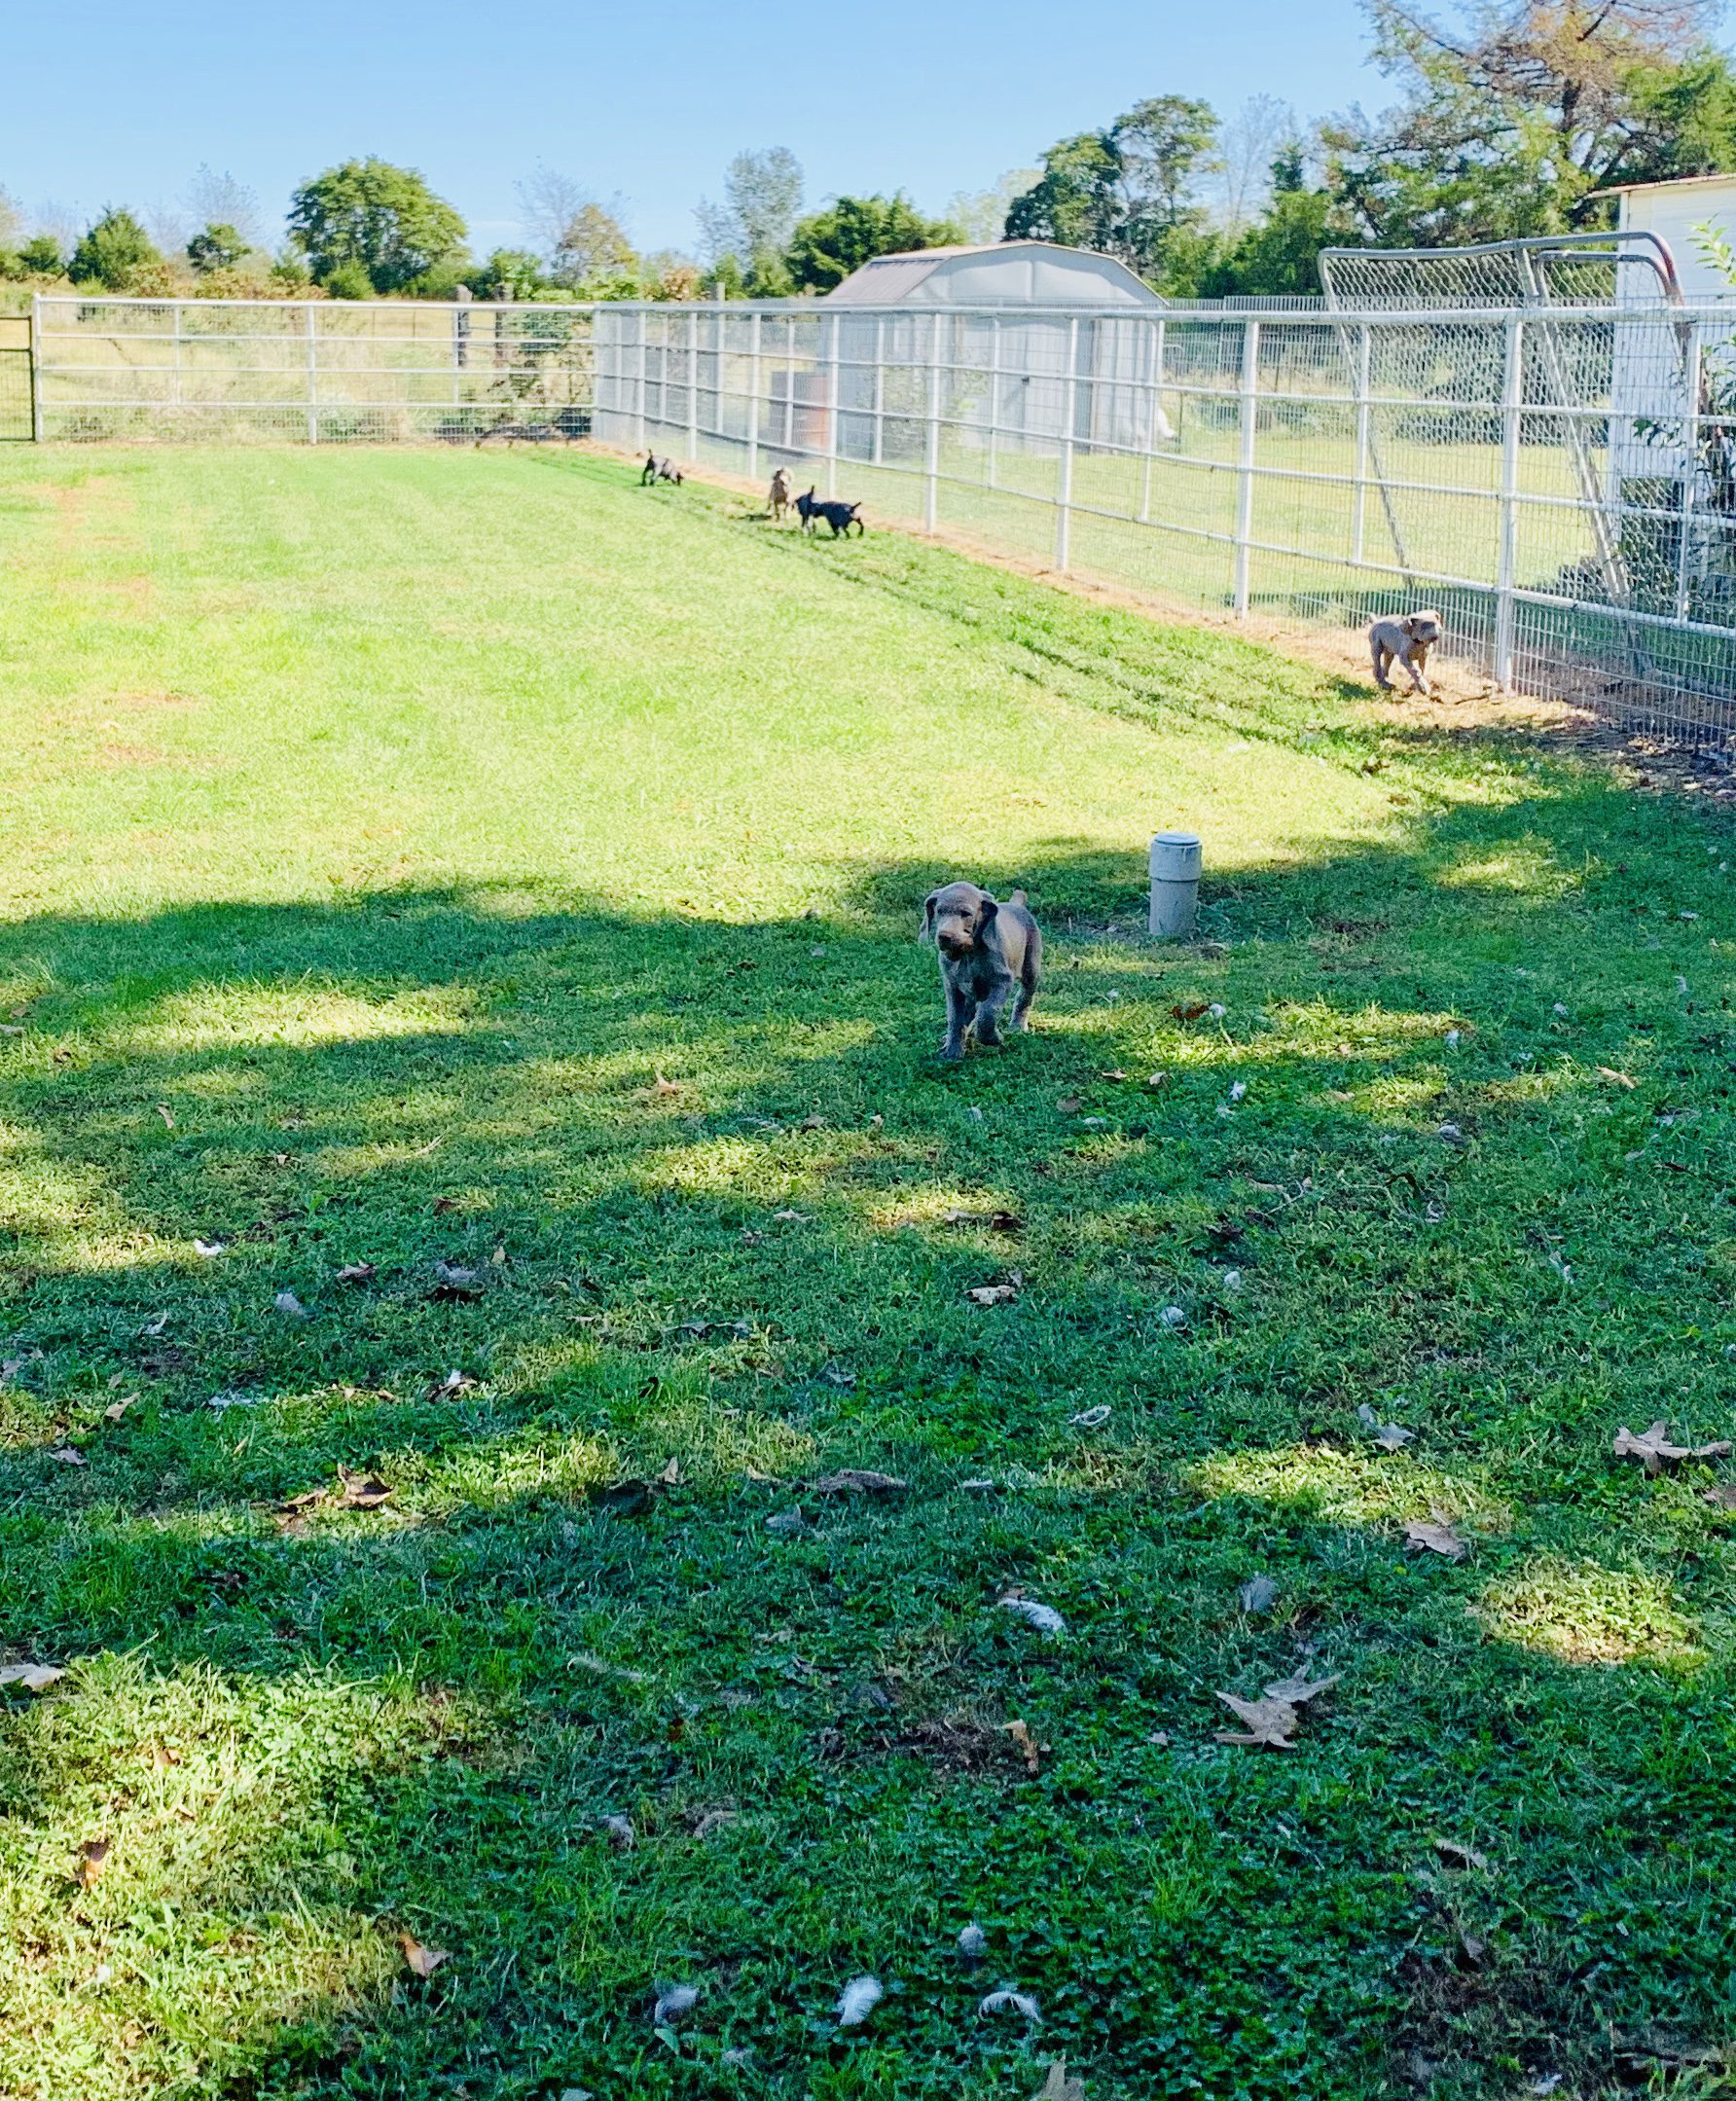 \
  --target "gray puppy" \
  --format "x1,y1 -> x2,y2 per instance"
920,881 -> 1042,1061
